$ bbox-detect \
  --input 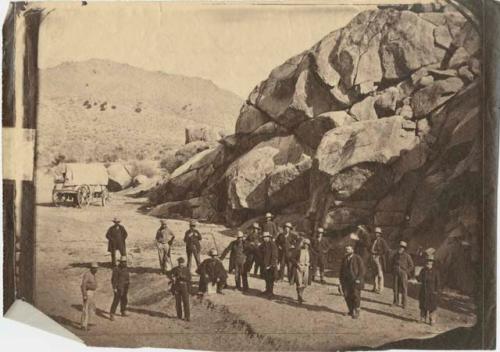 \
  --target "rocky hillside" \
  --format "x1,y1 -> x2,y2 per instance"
37,59 -> 243,165
150,3 -> 481,292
